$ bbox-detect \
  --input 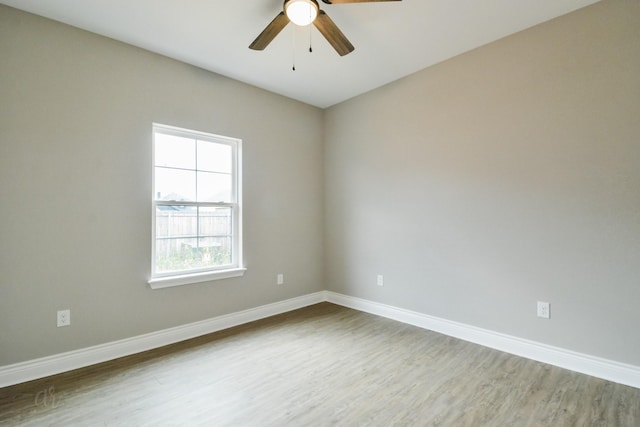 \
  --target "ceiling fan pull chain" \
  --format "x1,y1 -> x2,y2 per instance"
292,26 -> 296,71
309,24 -> 313,53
